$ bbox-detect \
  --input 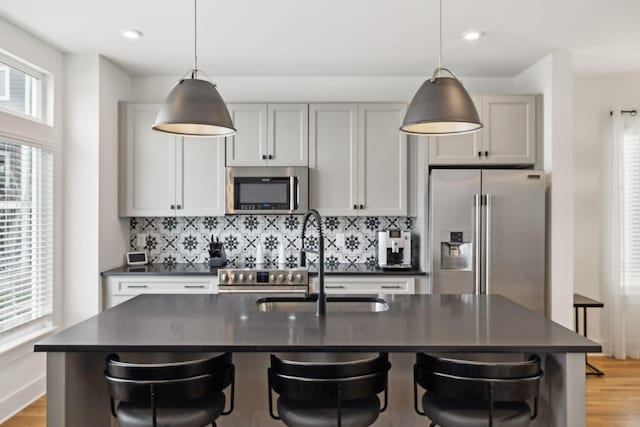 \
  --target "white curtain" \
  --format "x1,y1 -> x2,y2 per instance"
602,110 -> 640,359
